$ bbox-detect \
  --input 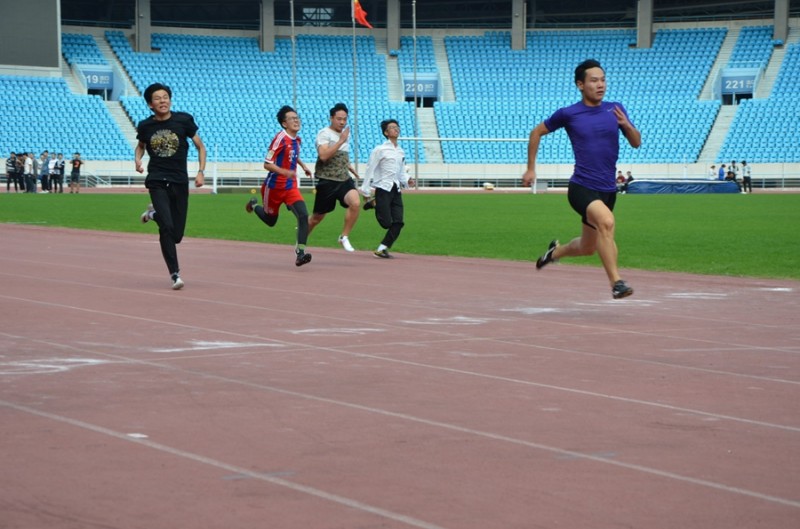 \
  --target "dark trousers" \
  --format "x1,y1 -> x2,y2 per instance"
24,174 -> 36,192
742,176 -> 752,193
51,175 -> 63,193
374,185 -> 405,249
148,181 -> 189,276
6,173 -> 20,191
